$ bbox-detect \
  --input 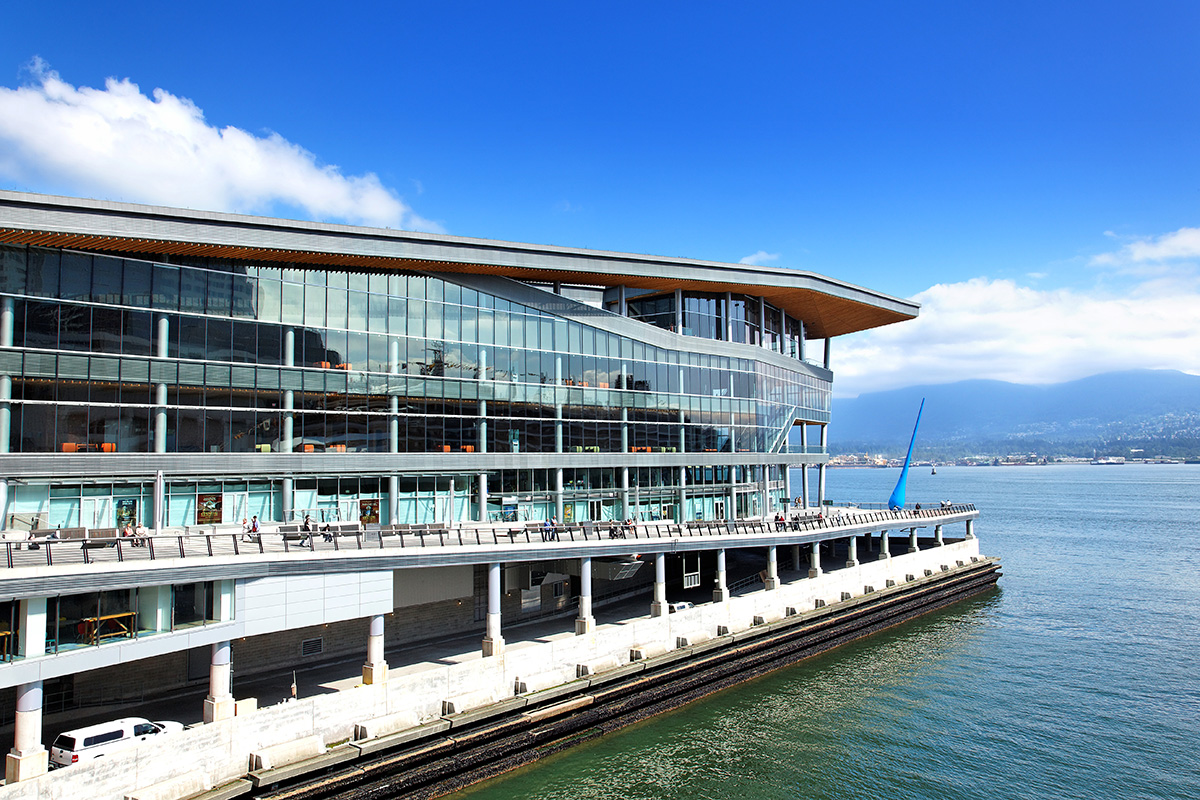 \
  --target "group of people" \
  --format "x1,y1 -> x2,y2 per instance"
541,517 -> 559,542
300,514 -> 334,543
119,521 -> 149,546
